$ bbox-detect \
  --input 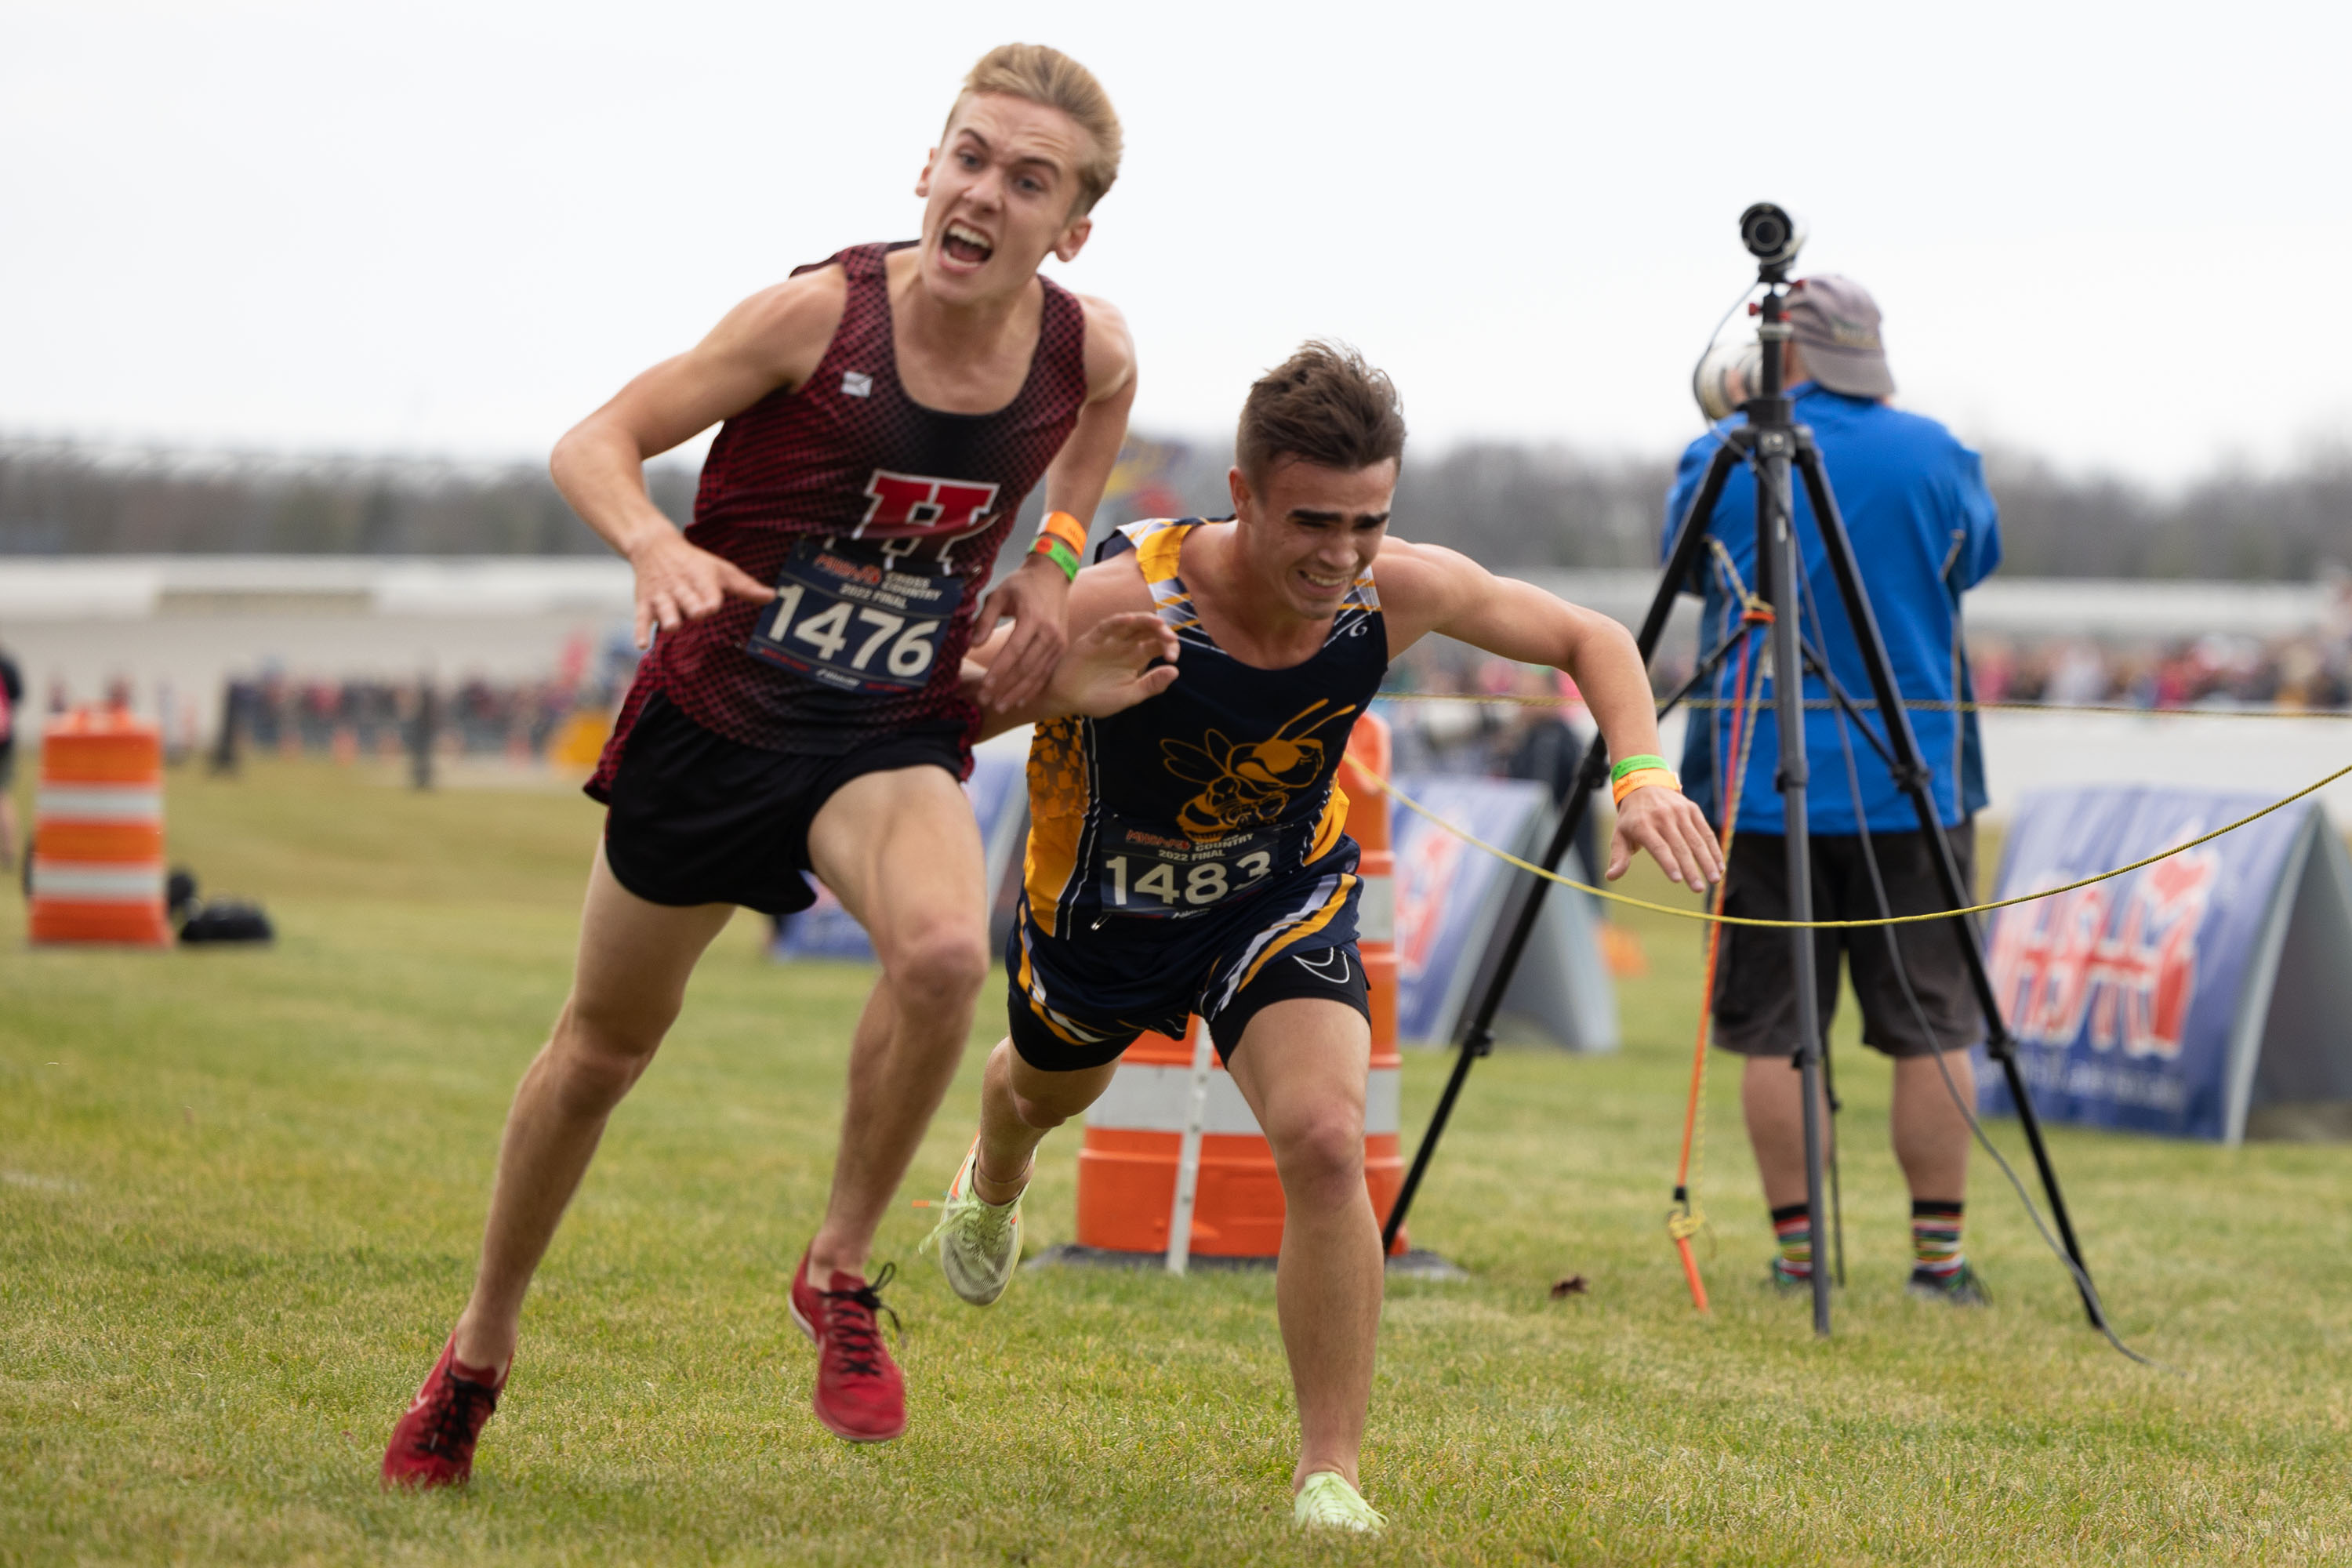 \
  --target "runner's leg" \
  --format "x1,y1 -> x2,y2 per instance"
451,844 -> 735,1369
973,1039 -> 1120,1203
1222,997 -> 1379,1494
804,764 -> 993,1279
